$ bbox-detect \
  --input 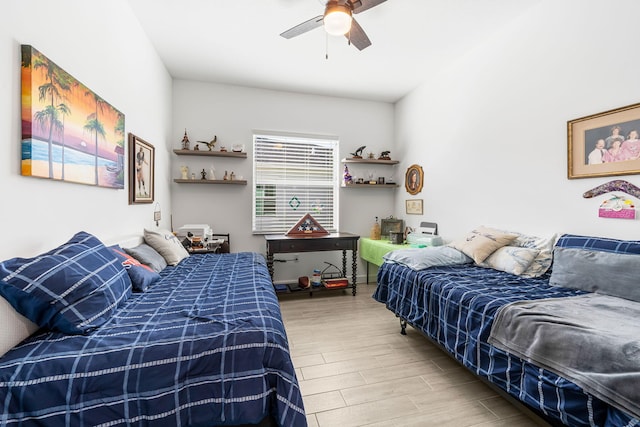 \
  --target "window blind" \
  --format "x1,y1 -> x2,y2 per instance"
253,133 -> 339,234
